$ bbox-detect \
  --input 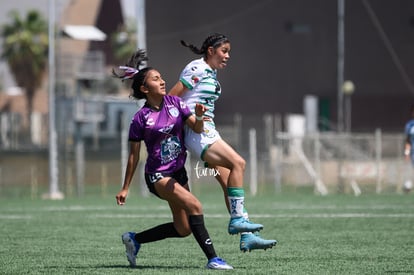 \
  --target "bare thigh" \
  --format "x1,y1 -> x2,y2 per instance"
154,177 -> 203,235
203,139 -> 245,169
203,139 -> 246,188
